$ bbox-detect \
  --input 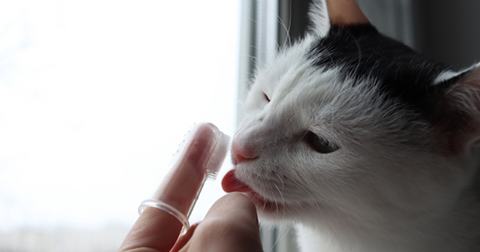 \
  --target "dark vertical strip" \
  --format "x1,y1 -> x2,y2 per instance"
249,0 -> 258,85
277,0 -> 311,48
